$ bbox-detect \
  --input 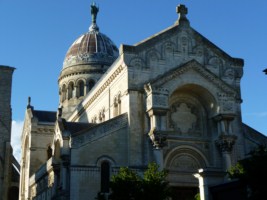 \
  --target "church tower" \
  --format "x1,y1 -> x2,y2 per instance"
0,65 -> 17,200
58,3 -> 119,119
